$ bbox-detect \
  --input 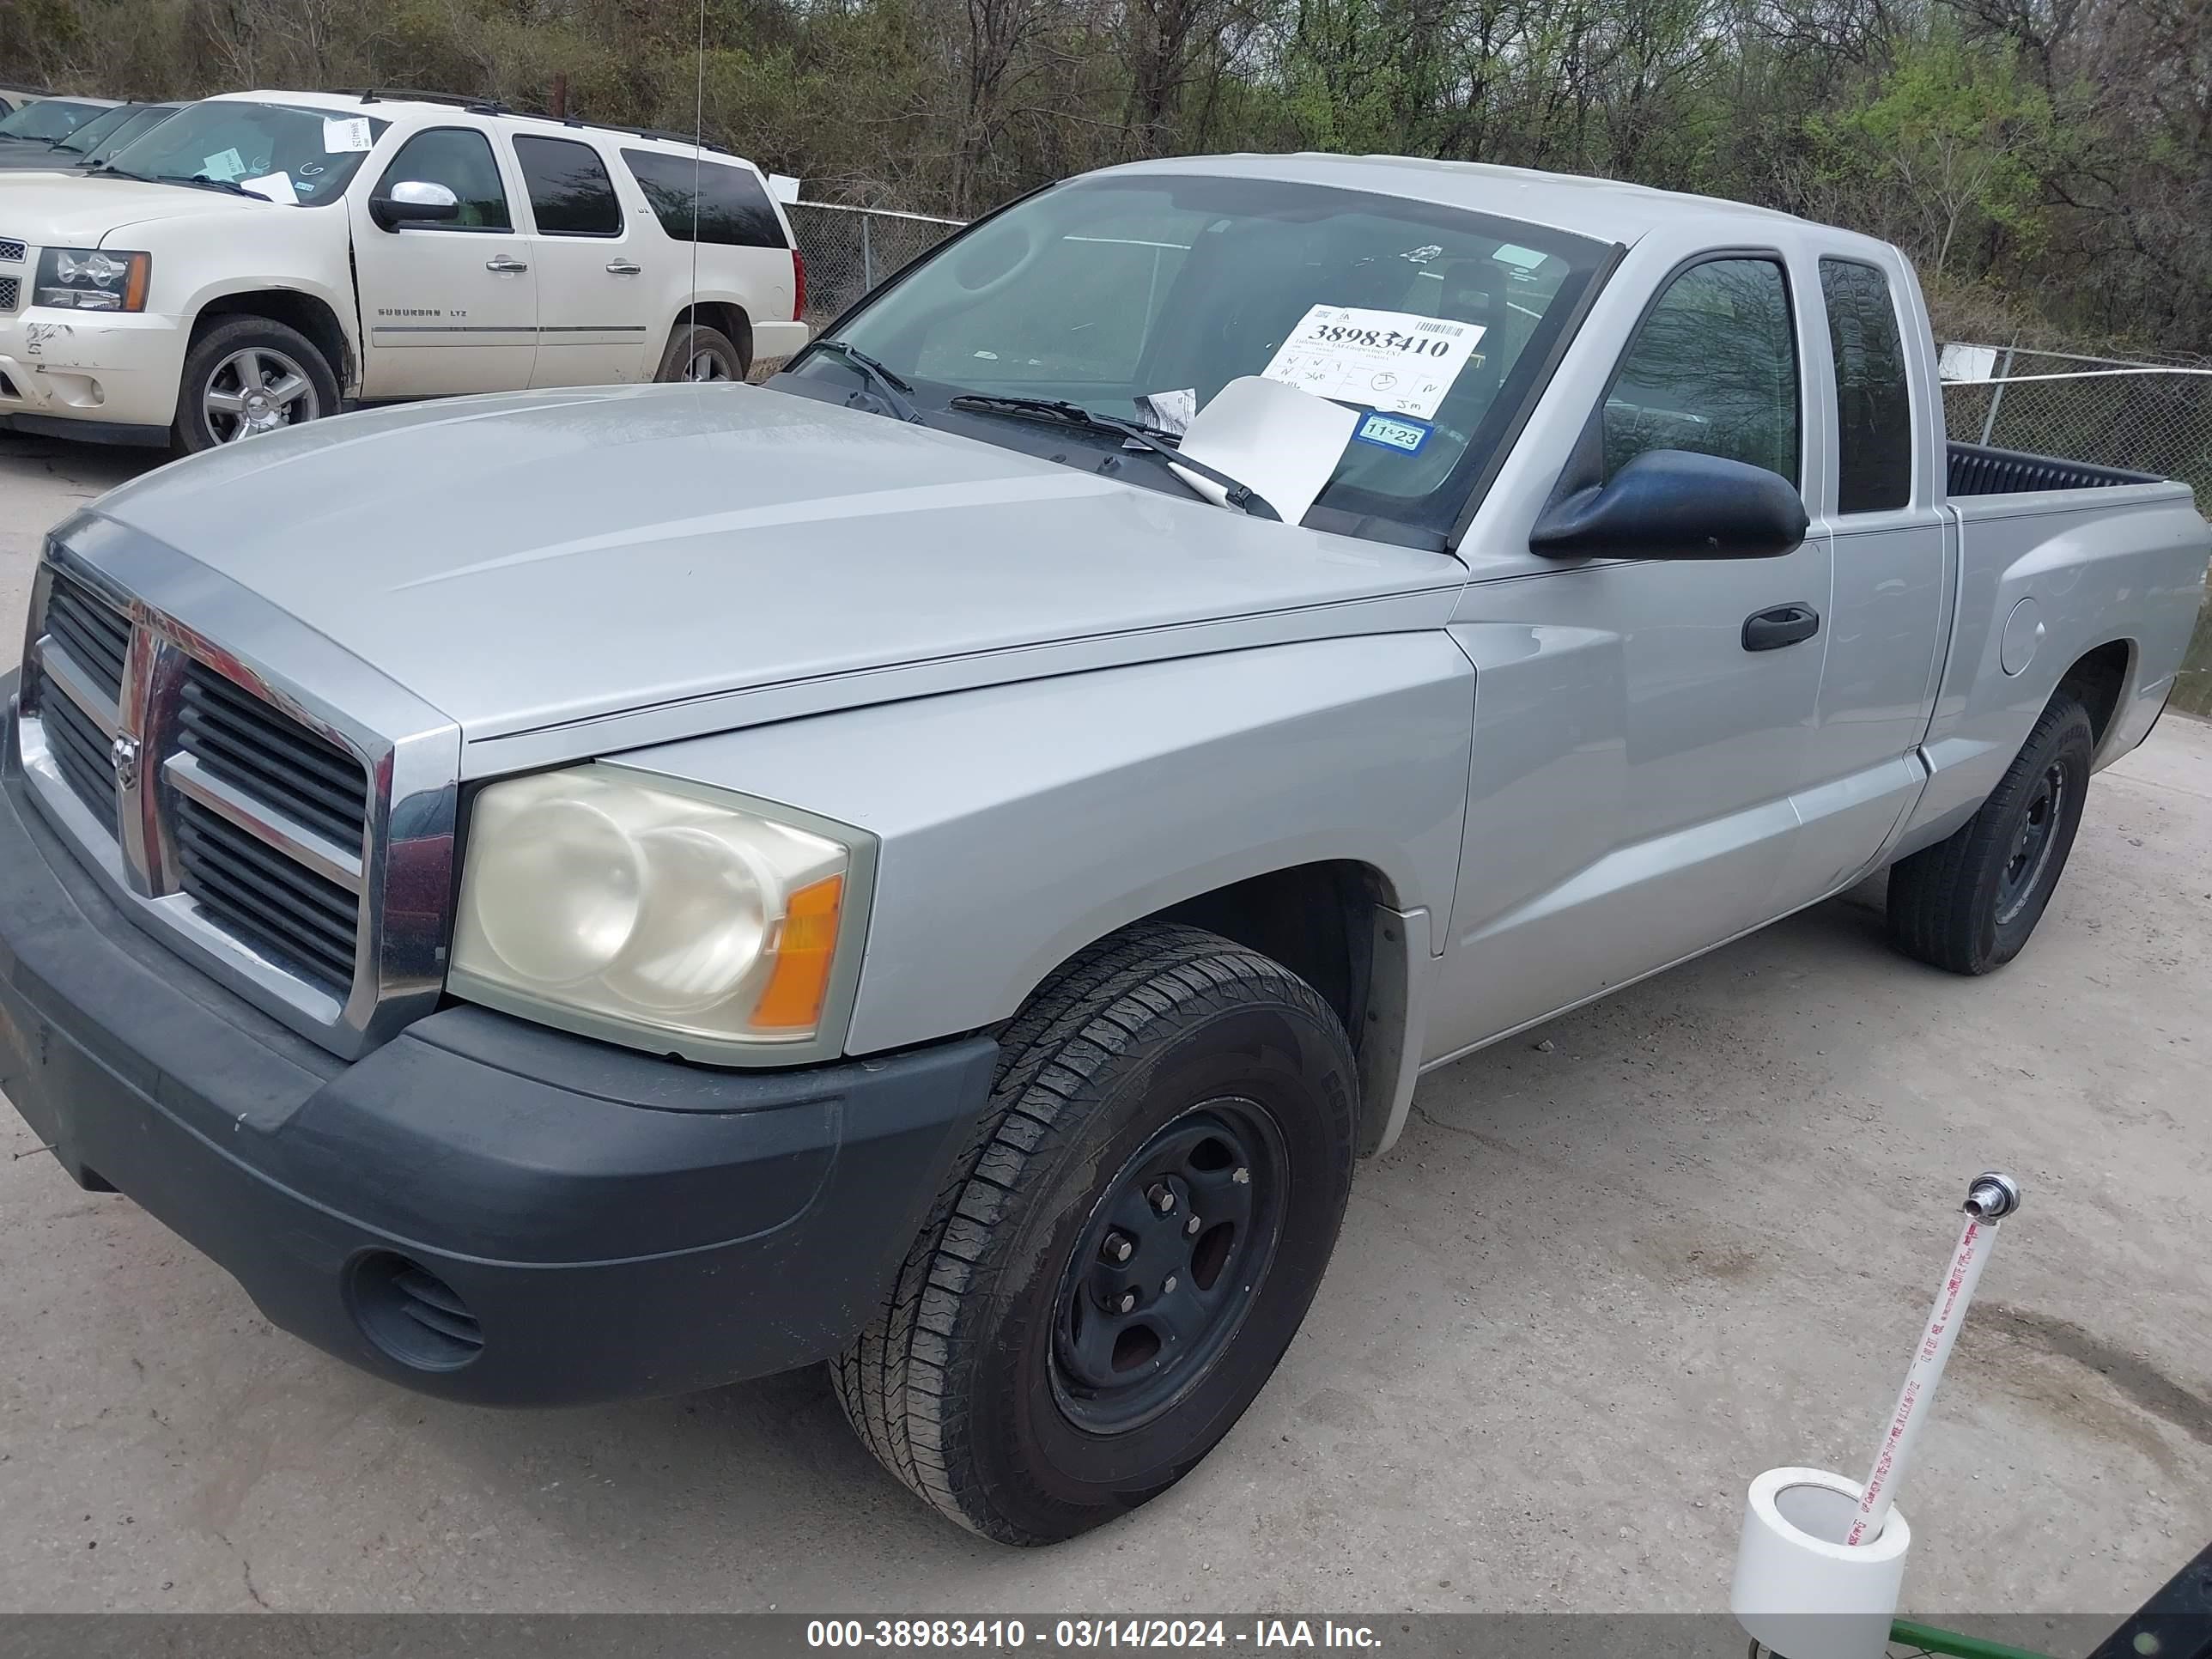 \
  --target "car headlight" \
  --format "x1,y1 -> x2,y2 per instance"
448,765 -> 872,1062
35,247 -> 152,312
